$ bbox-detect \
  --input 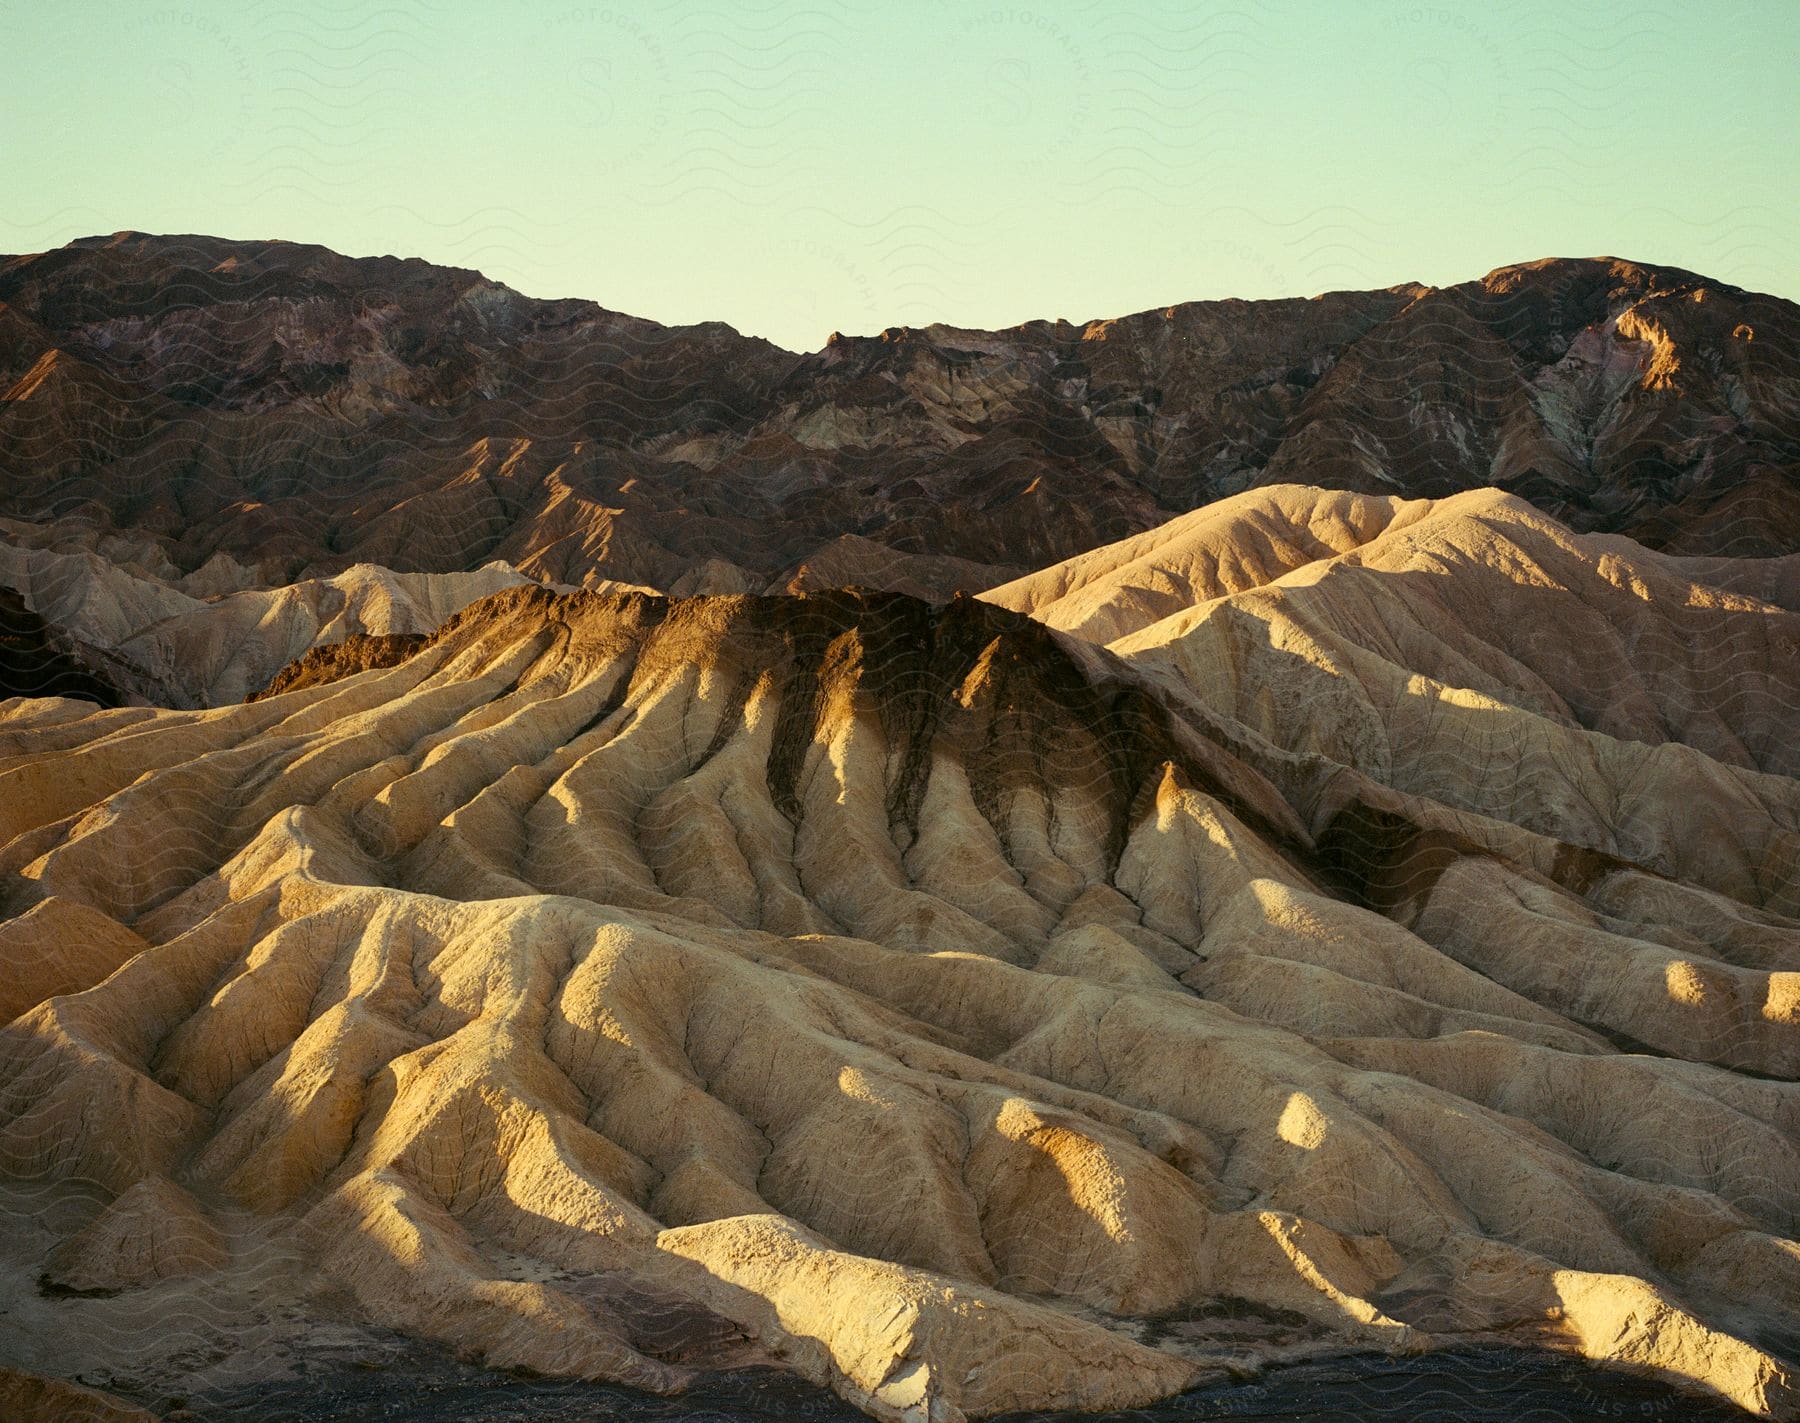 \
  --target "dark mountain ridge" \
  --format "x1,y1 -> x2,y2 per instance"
1,232 -> 1794,592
